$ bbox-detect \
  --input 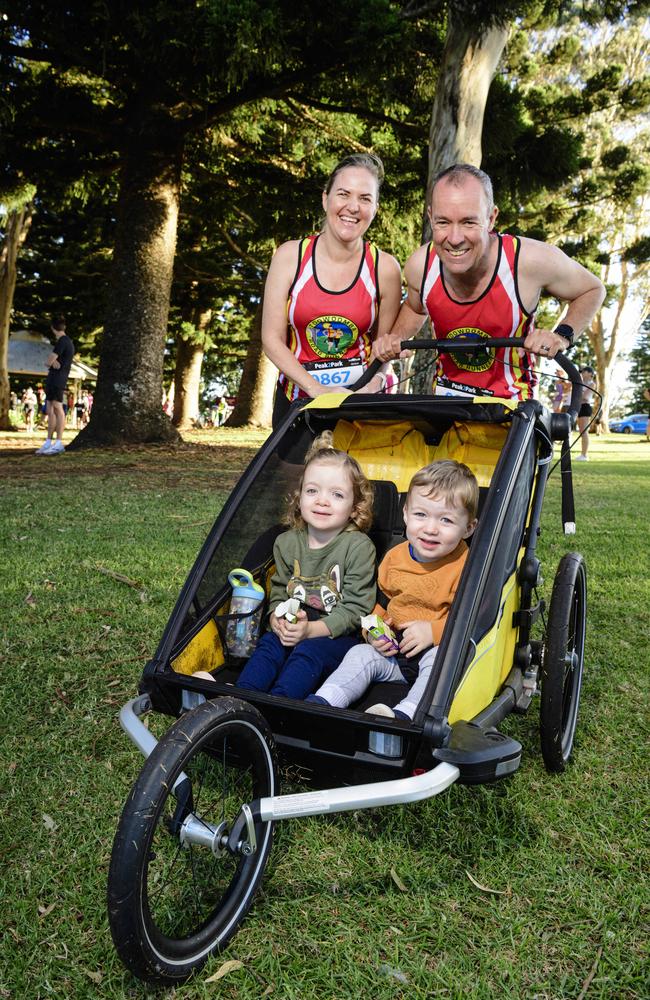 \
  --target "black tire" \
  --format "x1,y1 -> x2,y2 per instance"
540,553 -> 586,772
623,425 -> 632,434
108,697 -> 277,985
